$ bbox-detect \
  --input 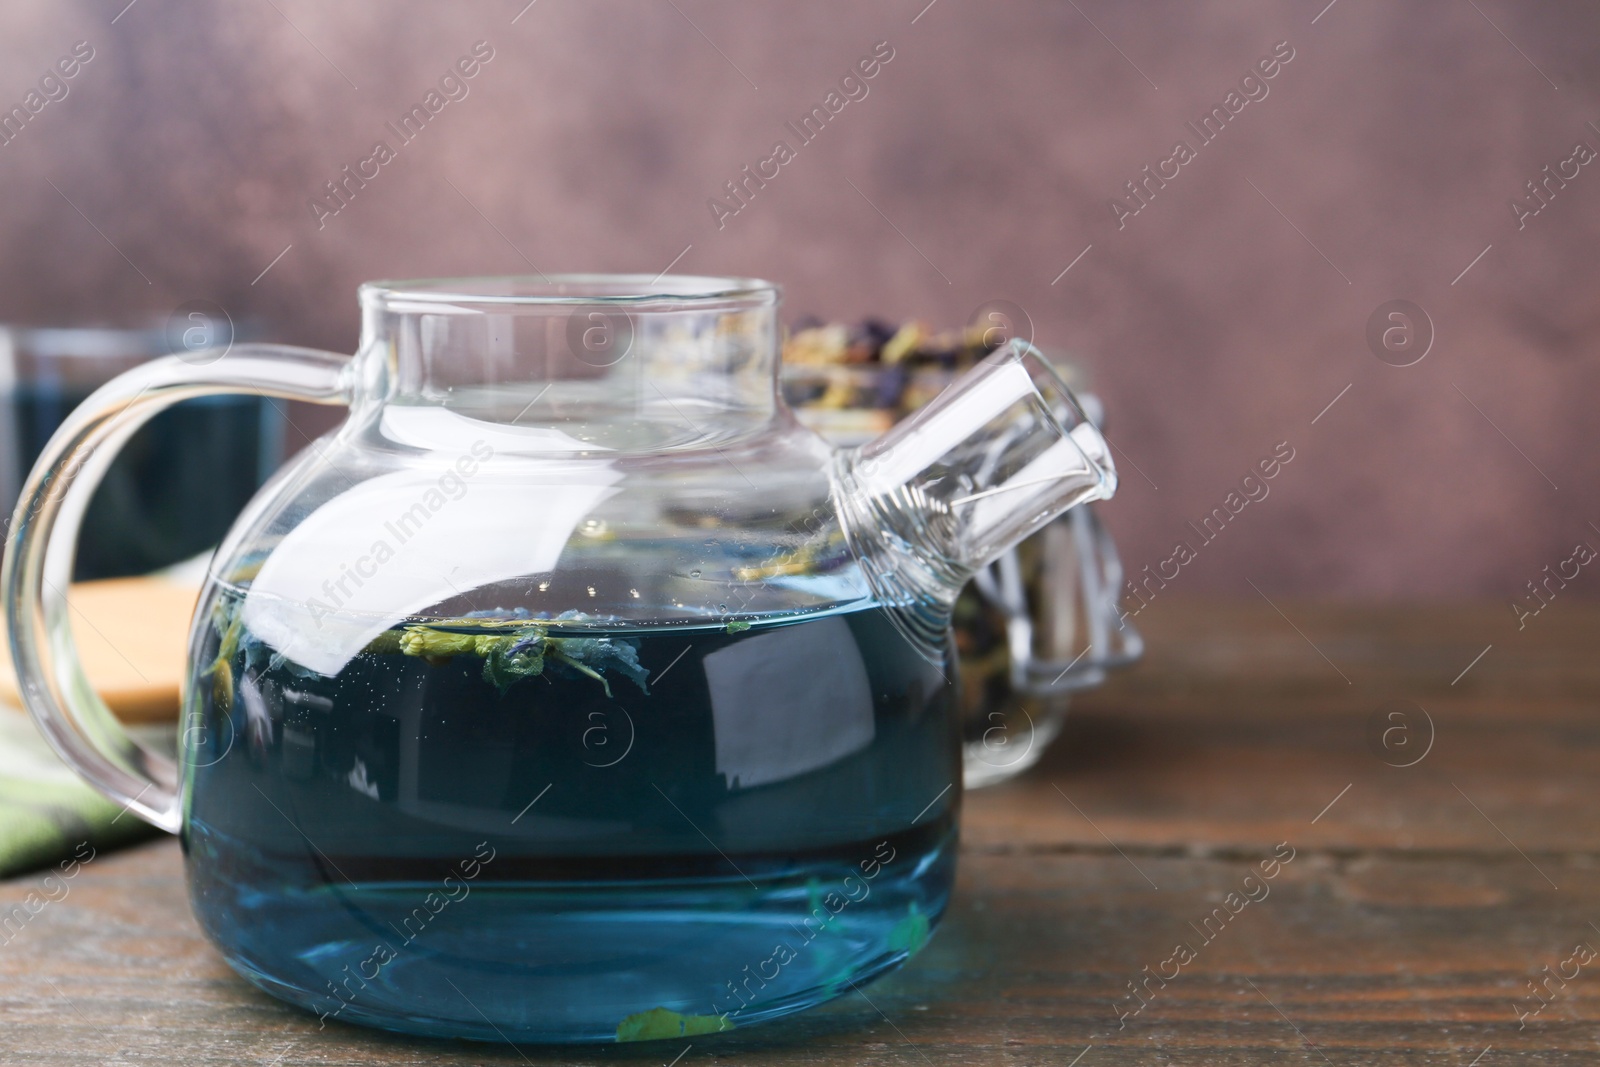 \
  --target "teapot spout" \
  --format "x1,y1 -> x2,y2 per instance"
833,341 -> 1117,606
